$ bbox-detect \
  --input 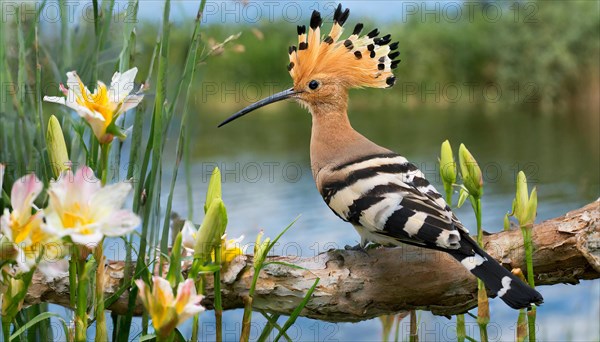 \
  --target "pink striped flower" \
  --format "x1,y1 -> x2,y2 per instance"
136,277 -> 205,337
43,166 -> 140,247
